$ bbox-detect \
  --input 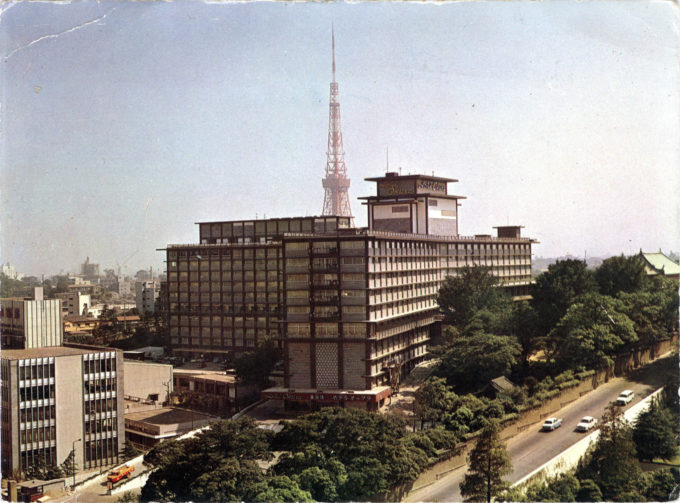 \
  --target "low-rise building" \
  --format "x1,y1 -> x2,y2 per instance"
124,407 -> 218,450
172,369 -> 258,414
63,316 -> 101,335
123,360 -> 172,405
